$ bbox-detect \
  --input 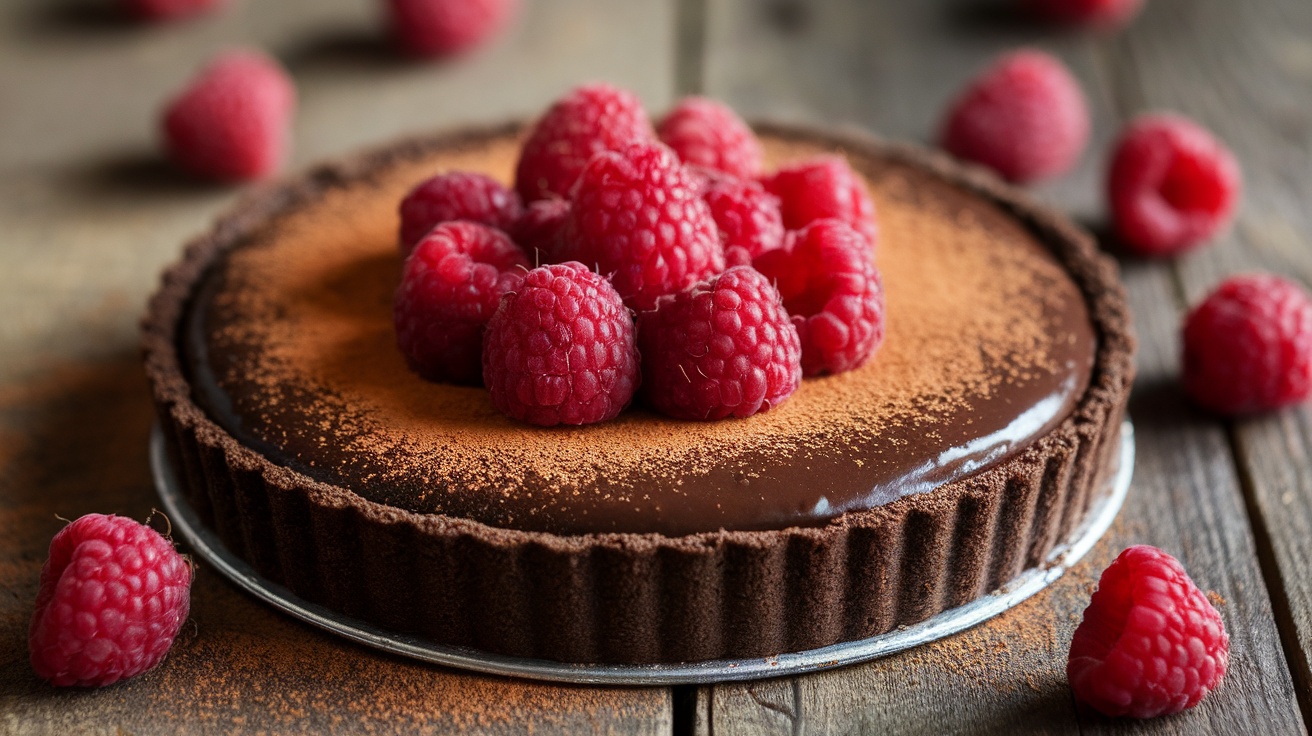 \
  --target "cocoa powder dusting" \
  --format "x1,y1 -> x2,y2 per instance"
196,134 -> 1095,534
